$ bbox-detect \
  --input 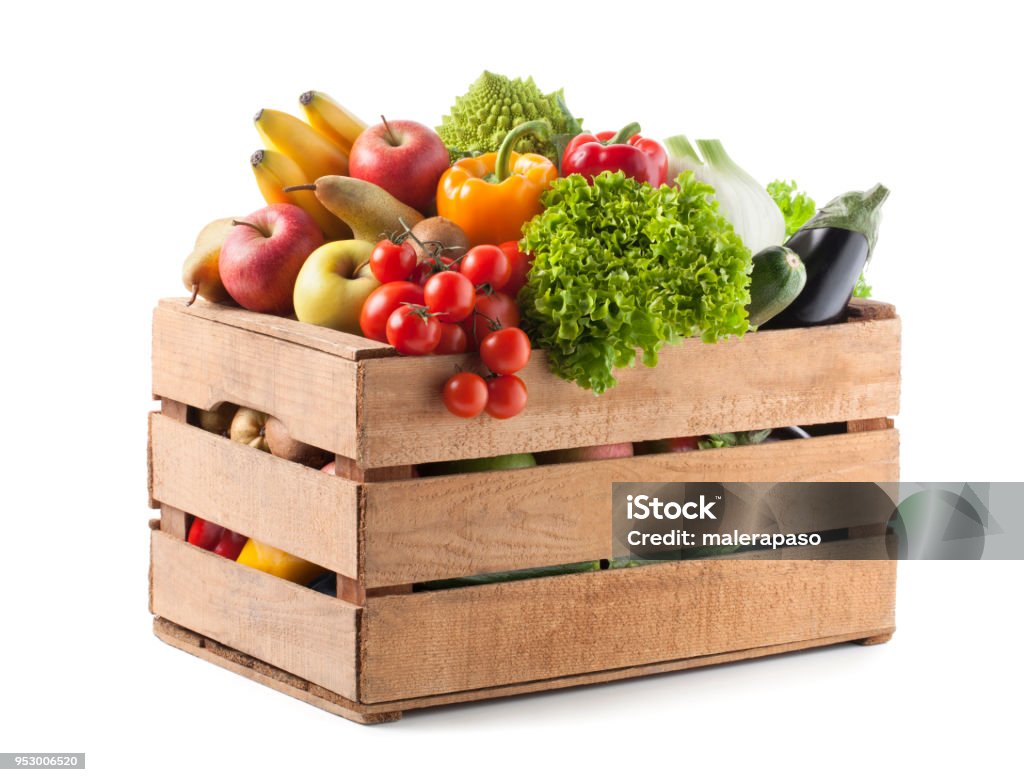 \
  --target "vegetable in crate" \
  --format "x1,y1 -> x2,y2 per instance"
235,539 -> 327,585
747,246 -> 807,328
187,518 -> 248,560
436,121 -> 557,246
766,184 -> 889,328
561,123 -> 668,186
520,171 -> 751,394
665,136 -> 785,255
768,179 -> 873,298
436,71 -> 582,162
